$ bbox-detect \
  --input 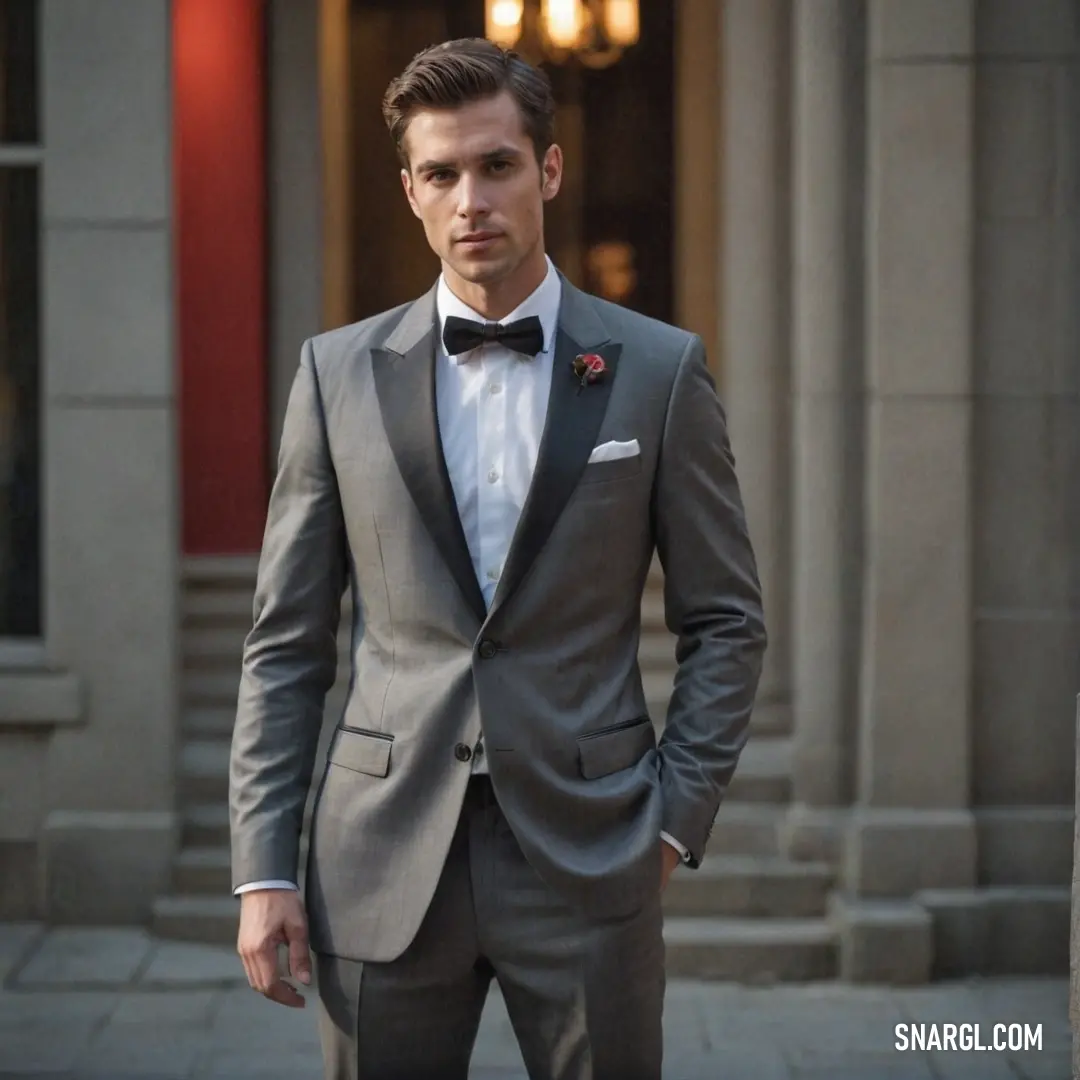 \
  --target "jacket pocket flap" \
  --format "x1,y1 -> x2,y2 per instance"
330,727 -> 393,777
577,718 -> 654,779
